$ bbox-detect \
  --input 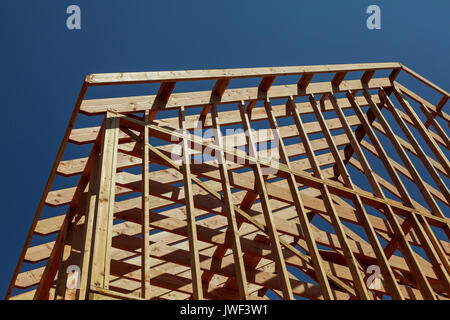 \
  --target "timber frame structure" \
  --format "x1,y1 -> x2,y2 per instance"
6,62 -> 450,300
